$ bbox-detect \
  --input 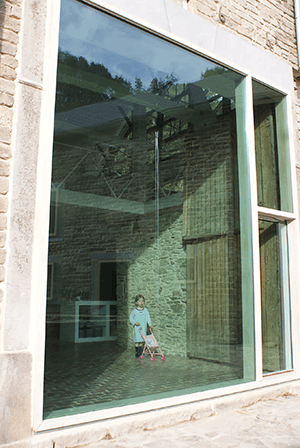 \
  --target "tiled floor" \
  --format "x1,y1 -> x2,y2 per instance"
43,340 -> 244,419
